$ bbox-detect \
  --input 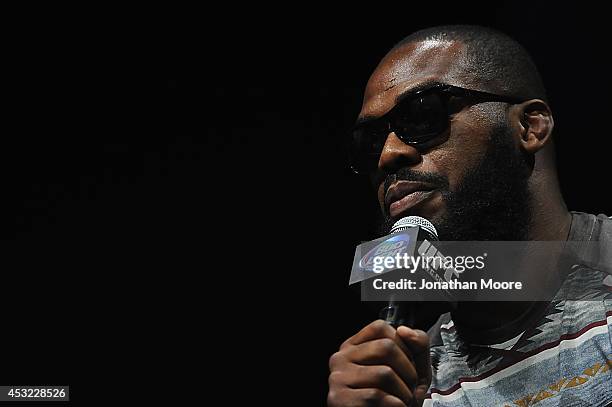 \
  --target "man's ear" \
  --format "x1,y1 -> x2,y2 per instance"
514,99 -> 554,154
